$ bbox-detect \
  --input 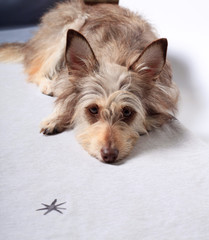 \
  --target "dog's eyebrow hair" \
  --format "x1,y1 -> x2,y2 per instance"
78,78 -> 107,98
119,77 -> 131,89
77,86 -> 107,106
